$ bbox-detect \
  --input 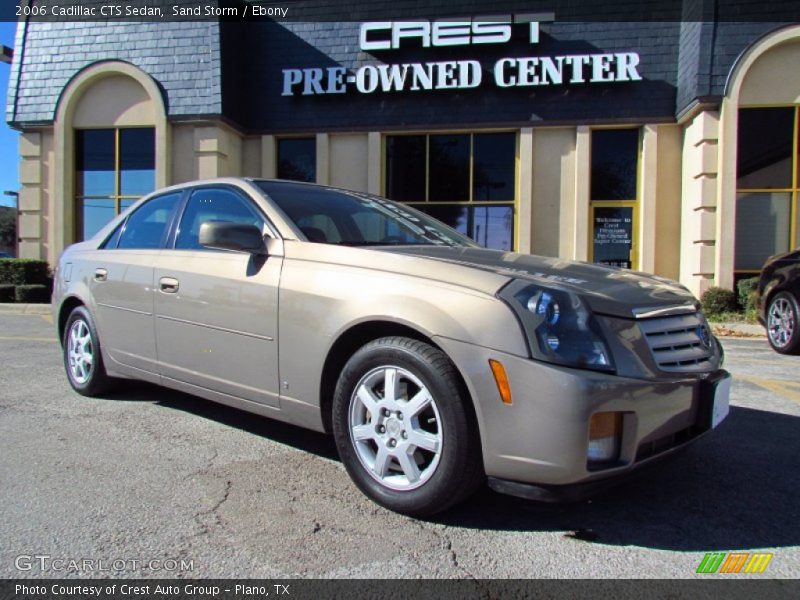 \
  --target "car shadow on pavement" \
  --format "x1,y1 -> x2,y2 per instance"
108,381 -> 340,461
437,405 -> 800,552
108,383 -> 798,551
